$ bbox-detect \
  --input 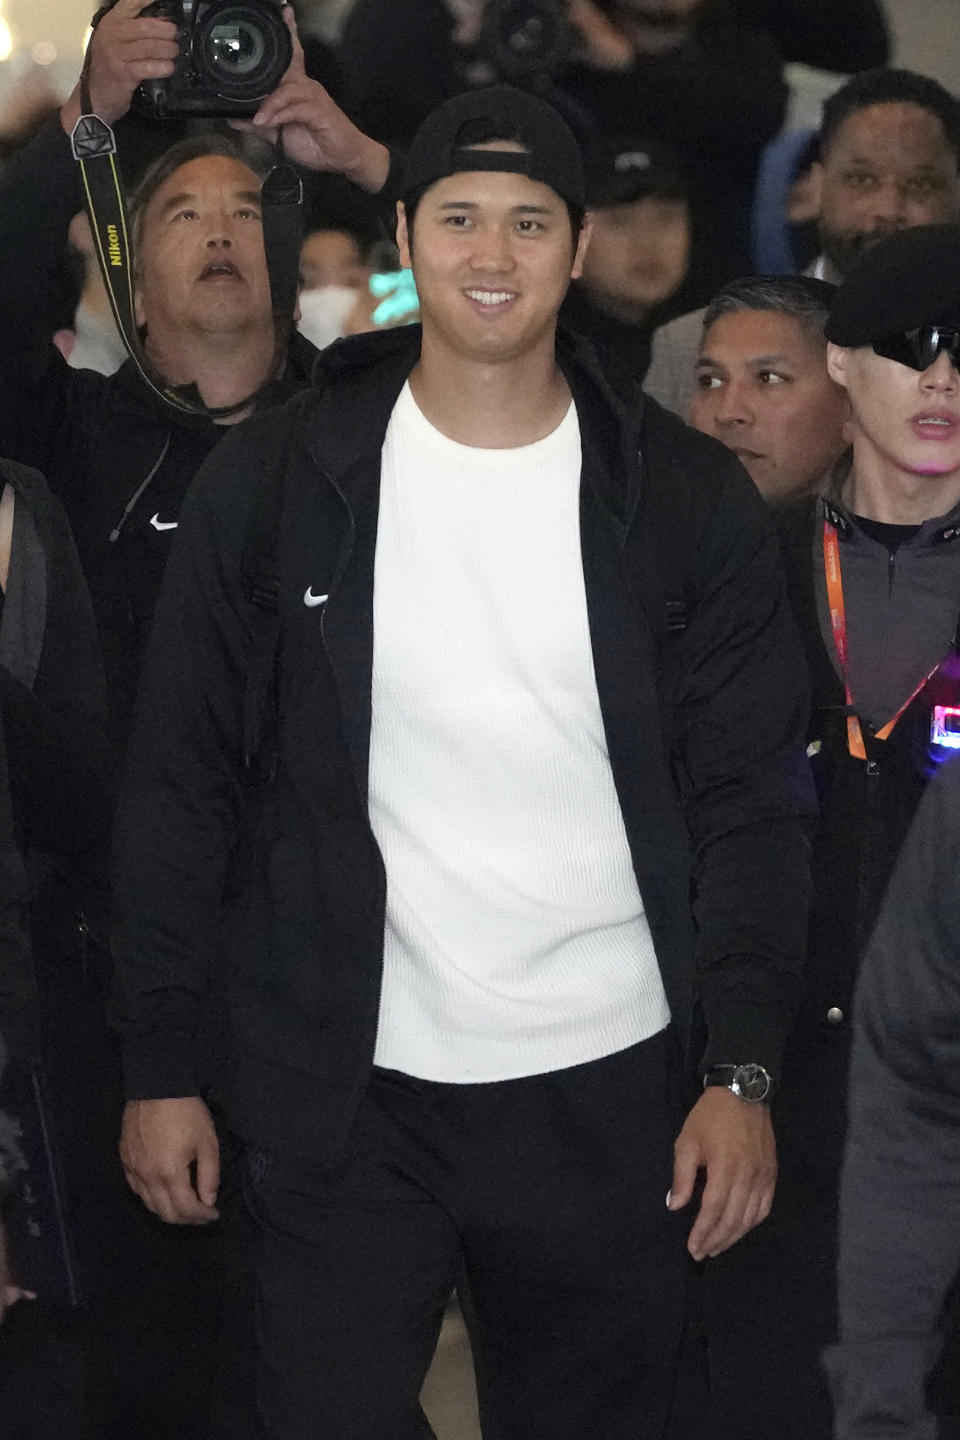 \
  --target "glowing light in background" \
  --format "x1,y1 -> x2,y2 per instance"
0,14 -> 13,62
31,39 -> 57,64
932,706 -> 960,750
